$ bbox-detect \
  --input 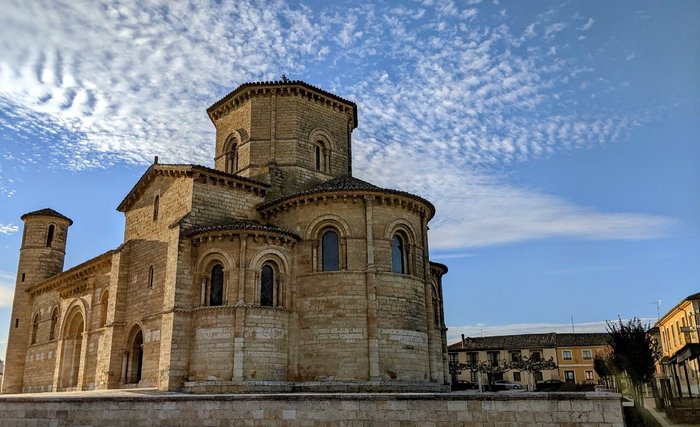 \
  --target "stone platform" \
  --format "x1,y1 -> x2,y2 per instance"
0,389 -> 625,426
